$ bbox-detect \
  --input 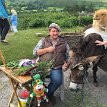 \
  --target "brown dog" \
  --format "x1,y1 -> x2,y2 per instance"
93,9 -> 107,32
